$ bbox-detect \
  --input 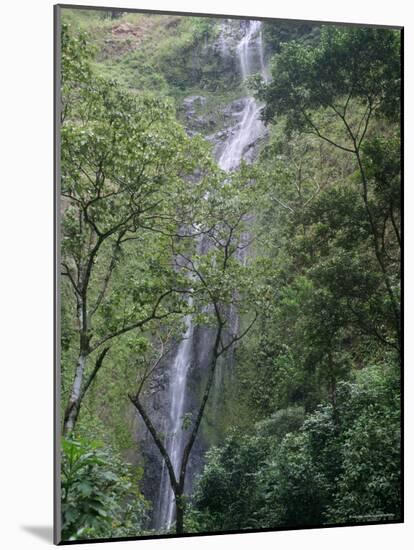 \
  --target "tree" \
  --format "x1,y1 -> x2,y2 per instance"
192,365 -> 400,531
255,26 -> 401,350
128,169 -> 260,534
60,24 -> 219,434
326,365 -> 401,523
